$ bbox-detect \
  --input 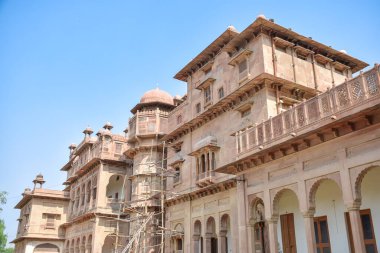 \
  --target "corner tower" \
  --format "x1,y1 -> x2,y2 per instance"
125,88 -> 175,252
